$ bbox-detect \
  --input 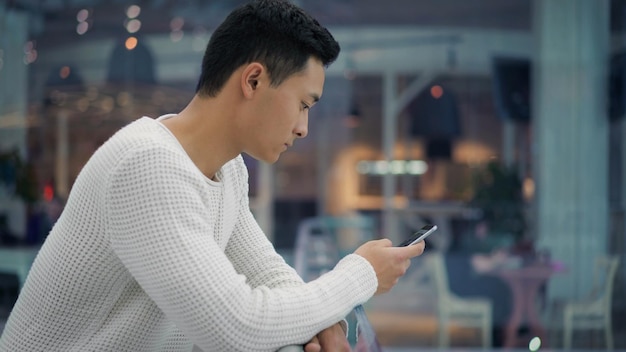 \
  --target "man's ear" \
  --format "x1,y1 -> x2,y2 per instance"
241,62 -> 264,99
